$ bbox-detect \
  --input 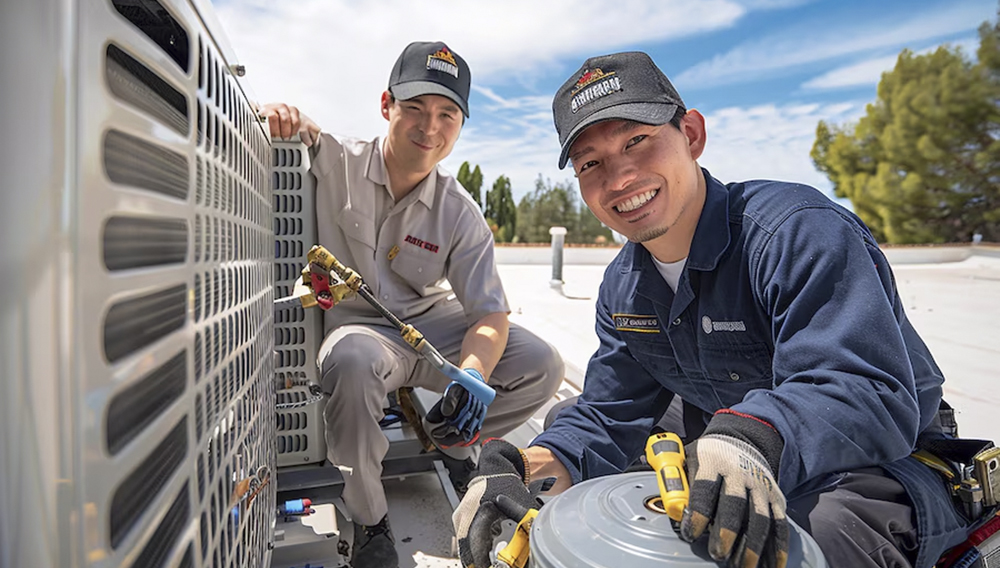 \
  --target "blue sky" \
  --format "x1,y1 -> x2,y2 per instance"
213,0 -> 996,204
